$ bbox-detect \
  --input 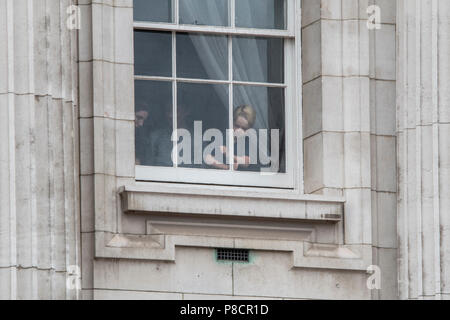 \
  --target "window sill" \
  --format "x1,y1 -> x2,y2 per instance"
103,183 -> 367,271
119,182 -> 344,222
